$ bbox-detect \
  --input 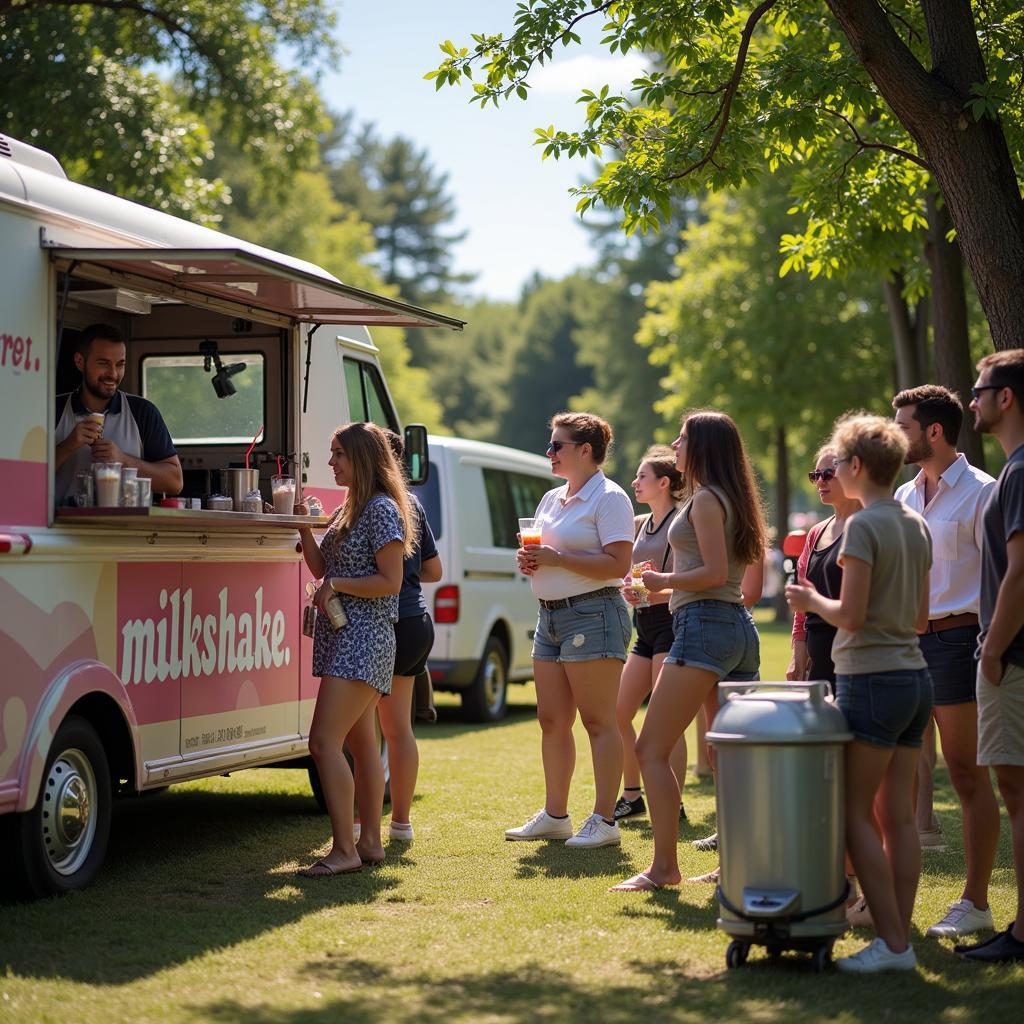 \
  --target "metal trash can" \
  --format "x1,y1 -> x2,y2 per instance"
707,681 -> 852,971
